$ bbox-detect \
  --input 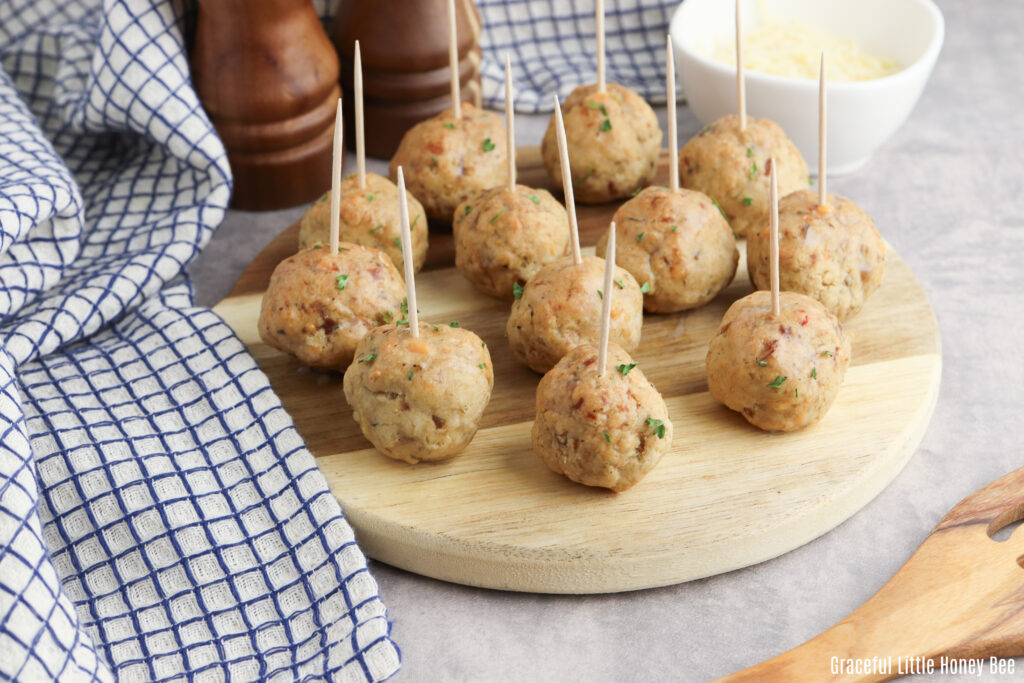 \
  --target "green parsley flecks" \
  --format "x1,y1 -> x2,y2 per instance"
747,146 -> 755,158
640,282 -> 651,294
408,370 -> 414,380
757,359 -> 767,367
449,321 -> 460,328
412,214 -> 420,228
335,274 -> 349,291
646,416 -> 667,439
631,186 -> 643,197
811,367 -> 817,380
597,289 -> 603,300
465,204 -> 473,216
767,375 -> 787,390
394,237 -> 401,248
600,118 -> 612,132
636,232 -> 645,243
711,196 -> 729,222
443,122 -> 455,129
477,363 -> 486,369
575,166 -> 594,187
670,226 -> 678,232
359,353 -> 376,363
371,224 -> 383,234
587,101 -> 608,116
482,137 -> 496,152
749,163 -> 758,180
613,278 -> 624,289
742,197 -> 753,206
490,208 -> 505,224
821,350 -> 833,357
513,282 -> 524,300
616,362 -> 637,376
527,194 -> 540,204
381,310 -> 393,323
603,432 -> 611,443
